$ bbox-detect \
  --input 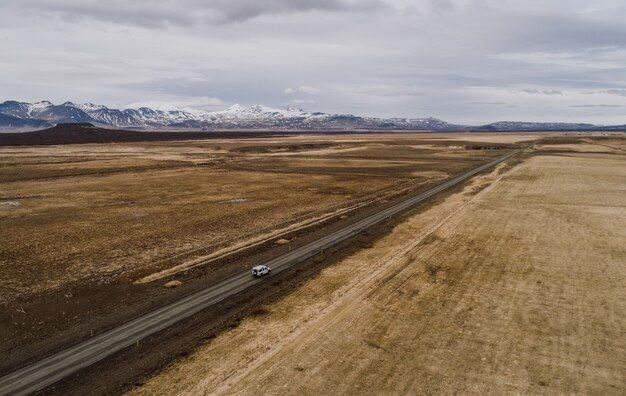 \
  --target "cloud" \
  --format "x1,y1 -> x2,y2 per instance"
522,89 -> 563,95
469,102 -> 508,105
600,89 -> 626,96
569,104 -> 623,108
8,0 -> 389,27
426,0 -> 455,14
354,84 -> 424,98
293,99 -> 316,104
200,0 -> 389,23
2,0 -> 626,124
298,85 -> 322,95
284,86 -> 322,95
125,96 -> 224,111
